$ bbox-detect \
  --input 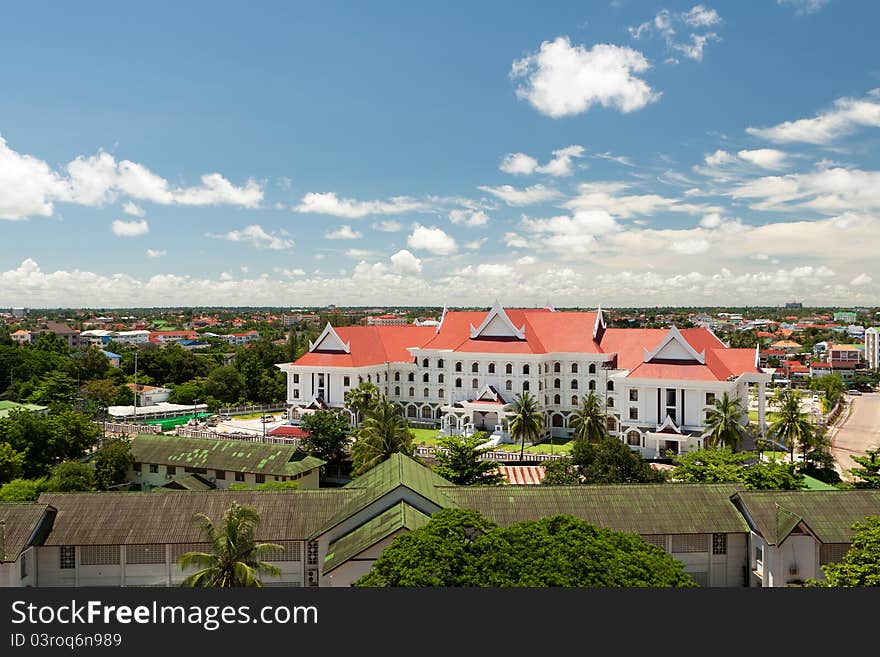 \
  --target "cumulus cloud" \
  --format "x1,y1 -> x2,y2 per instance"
477,184 -> 563,206
449,209 -> 490,227
562,181 -> 719,218
736,149 -> 788,169
499,153 -> 539,175
730,166 -> 880,213
670,238 -> 710,254
111,219 -> 149,237
500,145 -> 586,177
628,5 -> 721,62
324,225 -> 363,240
407,224 -> 458,255
510,37 -> 660,118
208,224 -> 294,250
517,255 -> 537,265
850,273 -> 872,286
746,89 -> 880,144
465,238 -> 487,250
777,0 -> 830,15
294,192 -> 427,218
371,220 -> 403,232
122,202 -> 146,217
389,249 -> 422,274
145,249 -> 166,258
